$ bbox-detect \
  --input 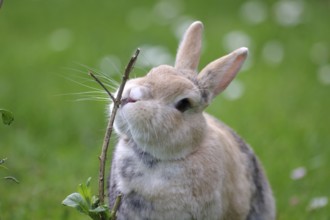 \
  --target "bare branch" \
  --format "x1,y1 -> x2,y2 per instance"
97,48 -> 140,211
110,194 -> 122,220
115,49 -> 140,106
89,71 -> 116,103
